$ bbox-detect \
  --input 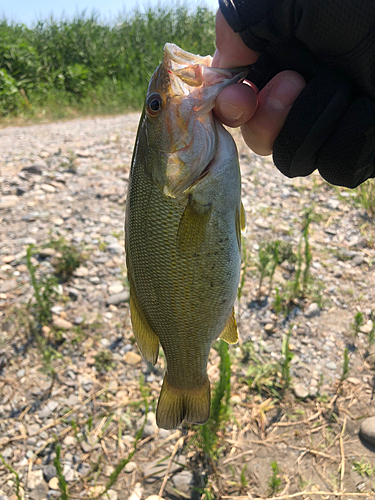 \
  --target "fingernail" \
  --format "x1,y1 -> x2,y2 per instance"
212,49 -> 220,68
217,99 -> 244,121
267,77 -> 303,110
